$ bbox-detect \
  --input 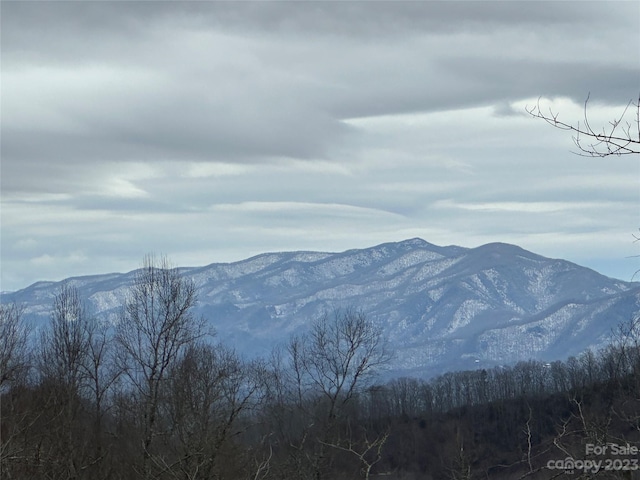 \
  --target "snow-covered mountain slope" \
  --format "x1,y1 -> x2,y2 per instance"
4,238 -> 639,377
